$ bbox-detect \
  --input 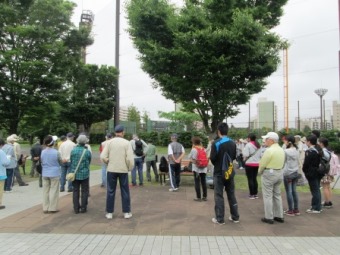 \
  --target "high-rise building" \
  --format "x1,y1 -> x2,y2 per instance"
257,98 -> 276,130
332,101 -> 340,130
